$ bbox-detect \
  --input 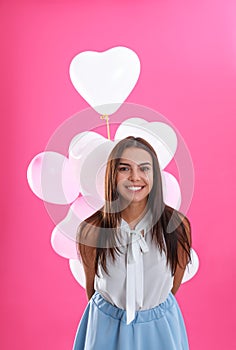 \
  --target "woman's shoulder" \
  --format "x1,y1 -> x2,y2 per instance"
161,206 -> 192,255
164,205 -> 191,233
77,219 -> 100,248
76,220 -> 100,268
